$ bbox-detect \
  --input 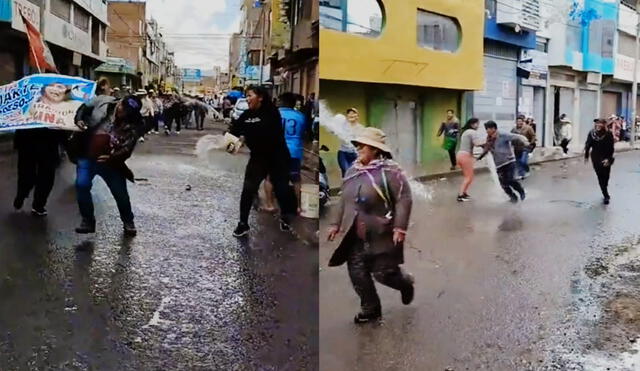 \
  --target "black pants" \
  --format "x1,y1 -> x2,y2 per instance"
560,138 -> 570,154
16,146 -> 59,209
593,162 -> 611,198
143,116 -> 153,134
497,162 -> 525,199
165,112 -> 181,132
152,114 -> 160,132
240,156 -> 297,224
196,112 -> 206,130
447,147 -> 457,168
345,229 -> 412,315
